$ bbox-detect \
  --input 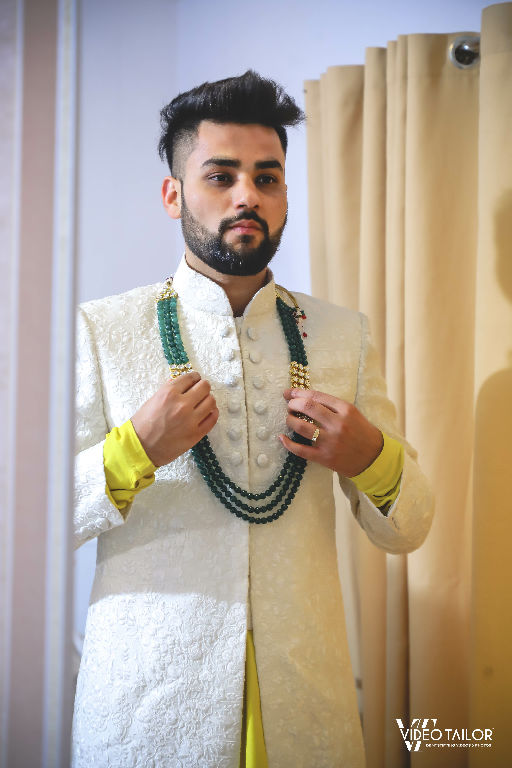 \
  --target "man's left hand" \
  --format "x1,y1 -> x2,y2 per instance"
279,388 -> 384,478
